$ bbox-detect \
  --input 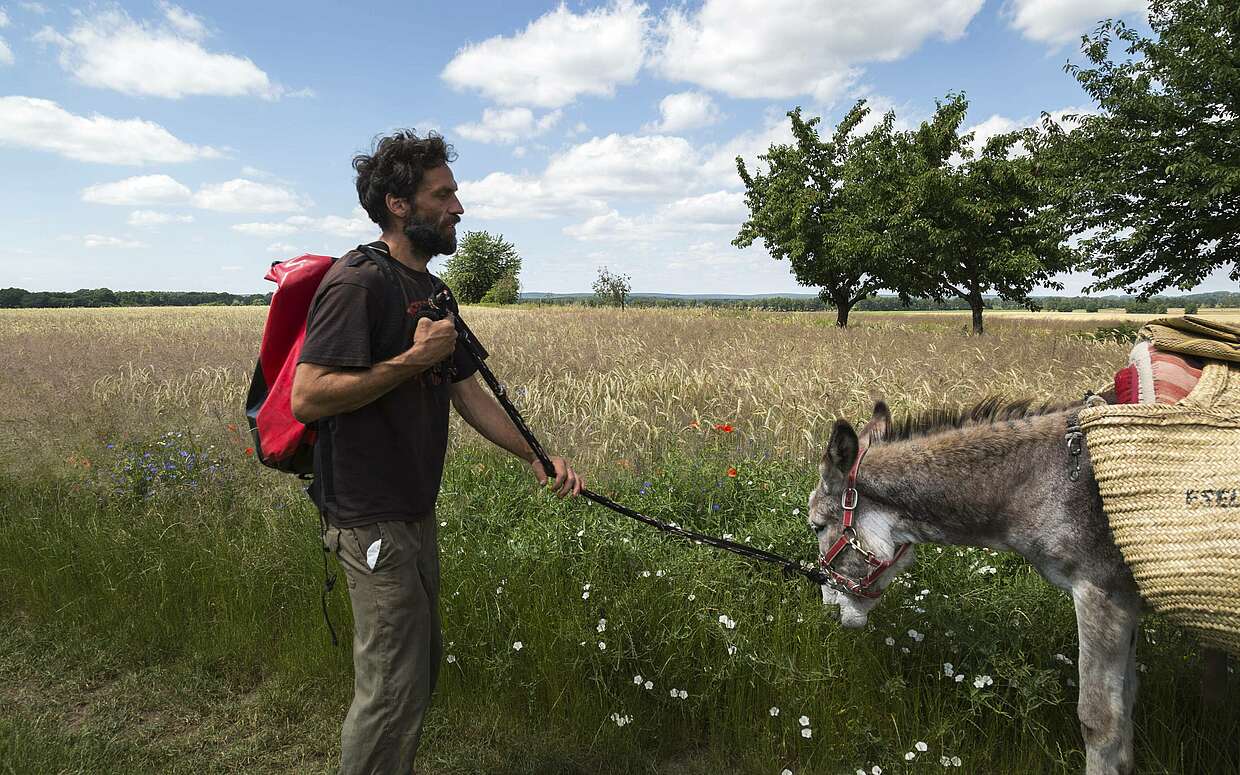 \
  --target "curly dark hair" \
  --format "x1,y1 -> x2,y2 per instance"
353,130 -> 457,228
